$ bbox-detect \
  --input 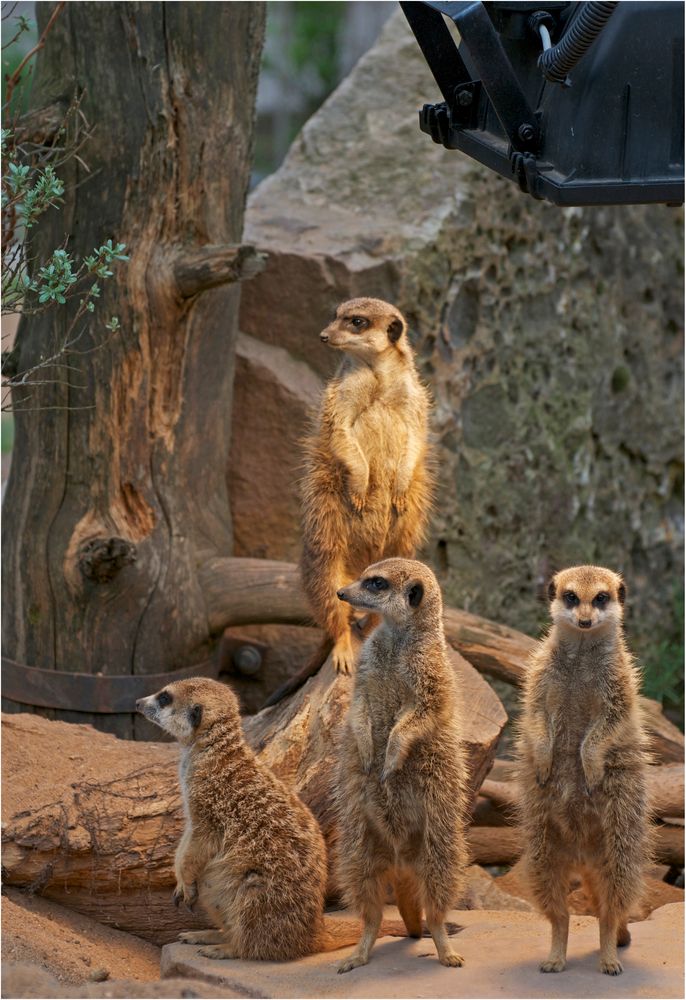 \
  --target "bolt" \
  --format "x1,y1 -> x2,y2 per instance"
457,89 -> 473,107
233,644 -> 262,676
518,123 -> 535,142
